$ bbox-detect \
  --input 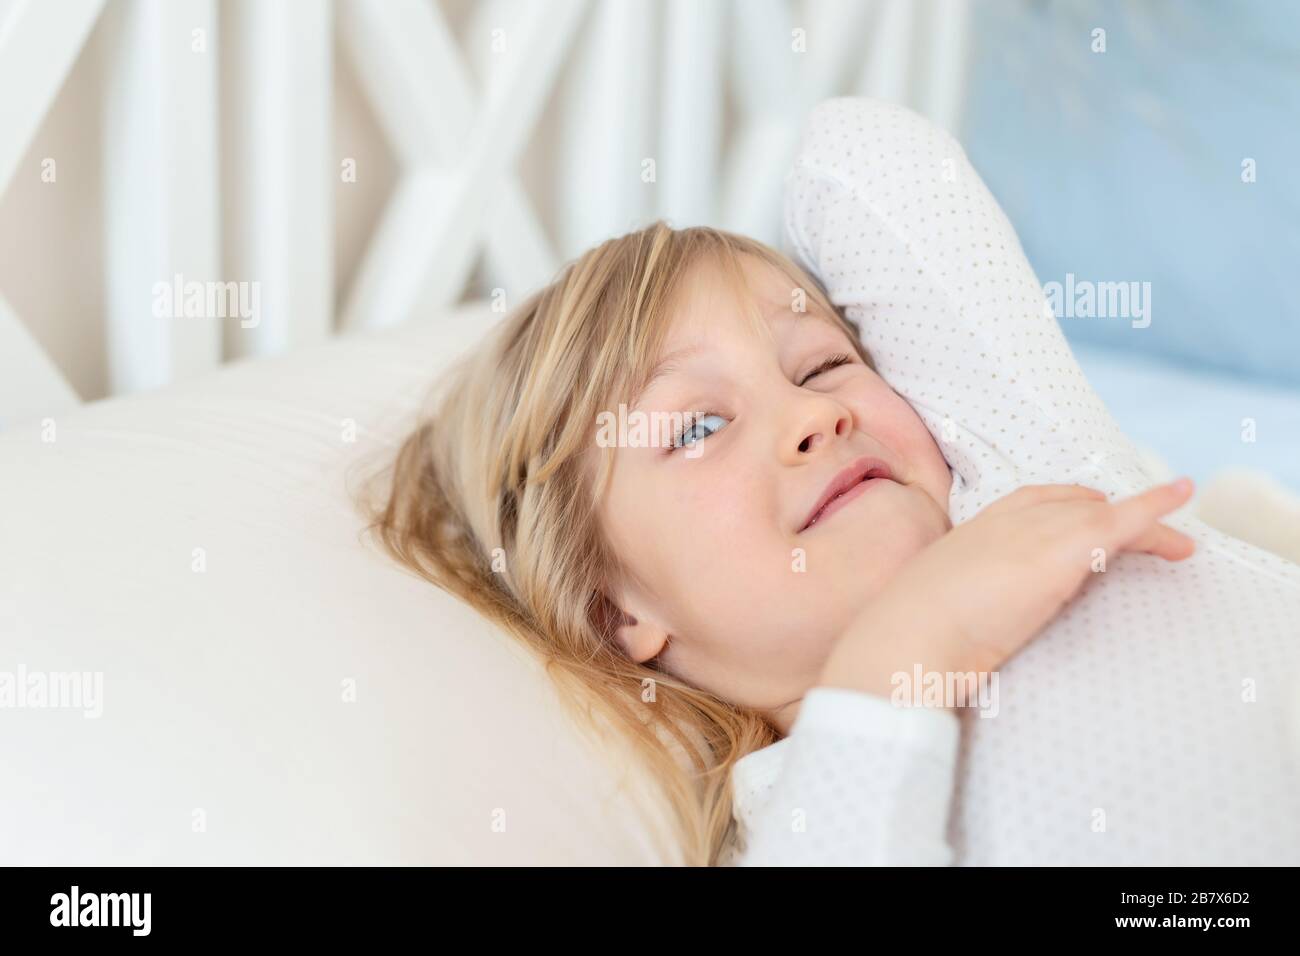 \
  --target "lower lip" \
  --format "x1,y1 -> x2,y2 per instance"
804,477 -> 889,531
